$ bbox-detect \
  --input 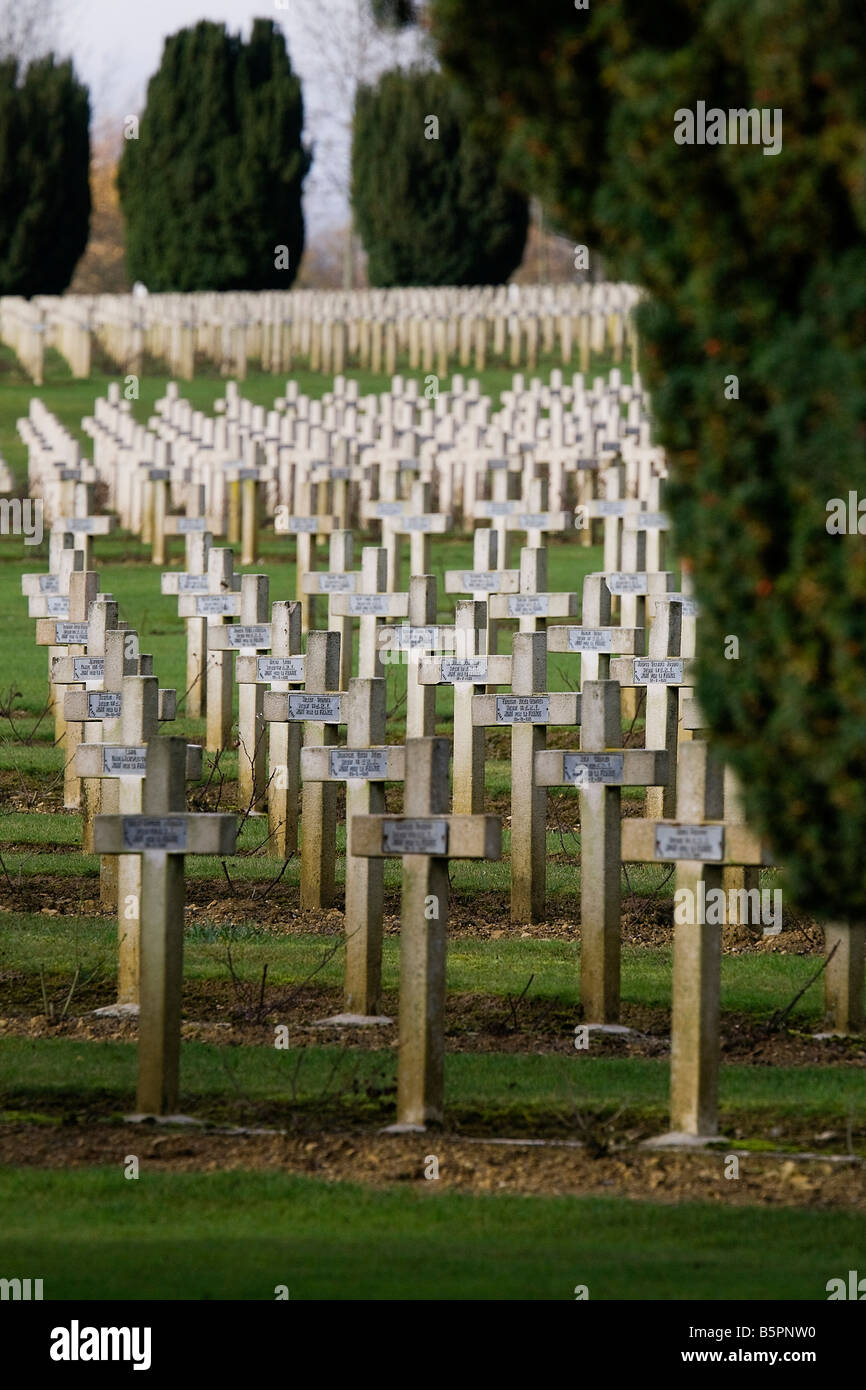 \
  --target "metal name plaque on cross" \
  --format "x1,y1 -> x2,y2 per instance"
66,517 -> 96,533
593,500 -> 627,517
518,514 -> 550,529
666,594 -> 700,617
178,574 -> 210,593
226,625 -> 271,648
607,573 -> 648,595
348,594 -> 390,616
73,657 -> 104,680
394,626 -> 439,650
122,817 -> 188,852
633,659 -> 684,685
287,693 -> 342,722
567,628 -> 613,652
479,501 -> 515,517
55,622 -> 88,644
495,695 -> 550,724
329,748 -> 388,780
507,595 -> 549,617
563,753 -> 624,785
88,692 -> 121,719
372,502 -> 405,517
654,823 -> 724,862
103,746 -> 147,776
401,516 -> 432,531
462,571 -> 500,591
283,516 -> 319,532
635,512 -> 669,529
46,595 -> 70,618
197,595 -> 236,616
257,656 -> 304,683
441,657 -> 488,683
382,818 -> 449,855
318,573 -> 354,593
175,517 -> 207,533
39,574 -> 60,593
